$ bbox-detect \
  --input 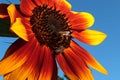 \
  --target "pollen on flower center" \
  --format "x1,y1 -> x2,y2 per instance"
30,5 -> 72,53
